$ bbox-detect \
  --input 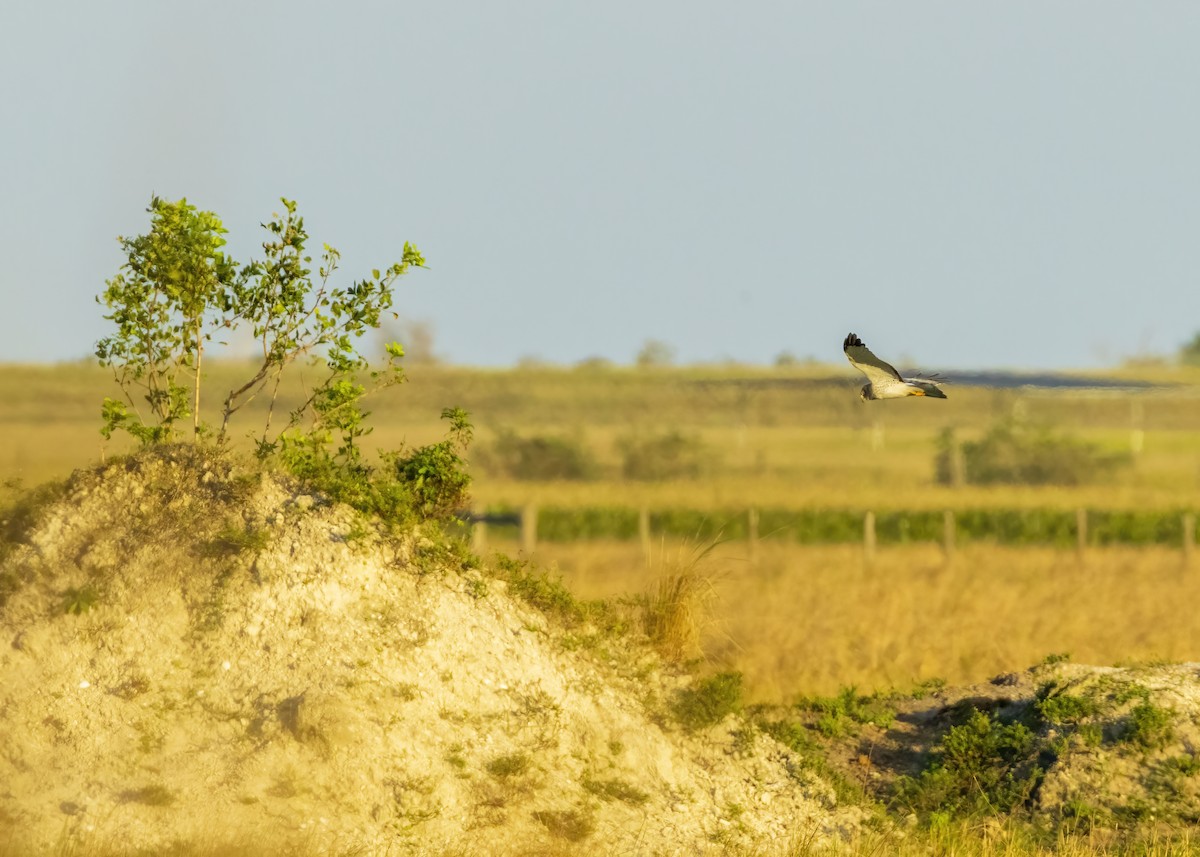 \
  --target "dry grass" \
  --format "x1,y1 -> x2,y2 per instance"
514,538 -> 1200,701
639,540 -> 722,662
